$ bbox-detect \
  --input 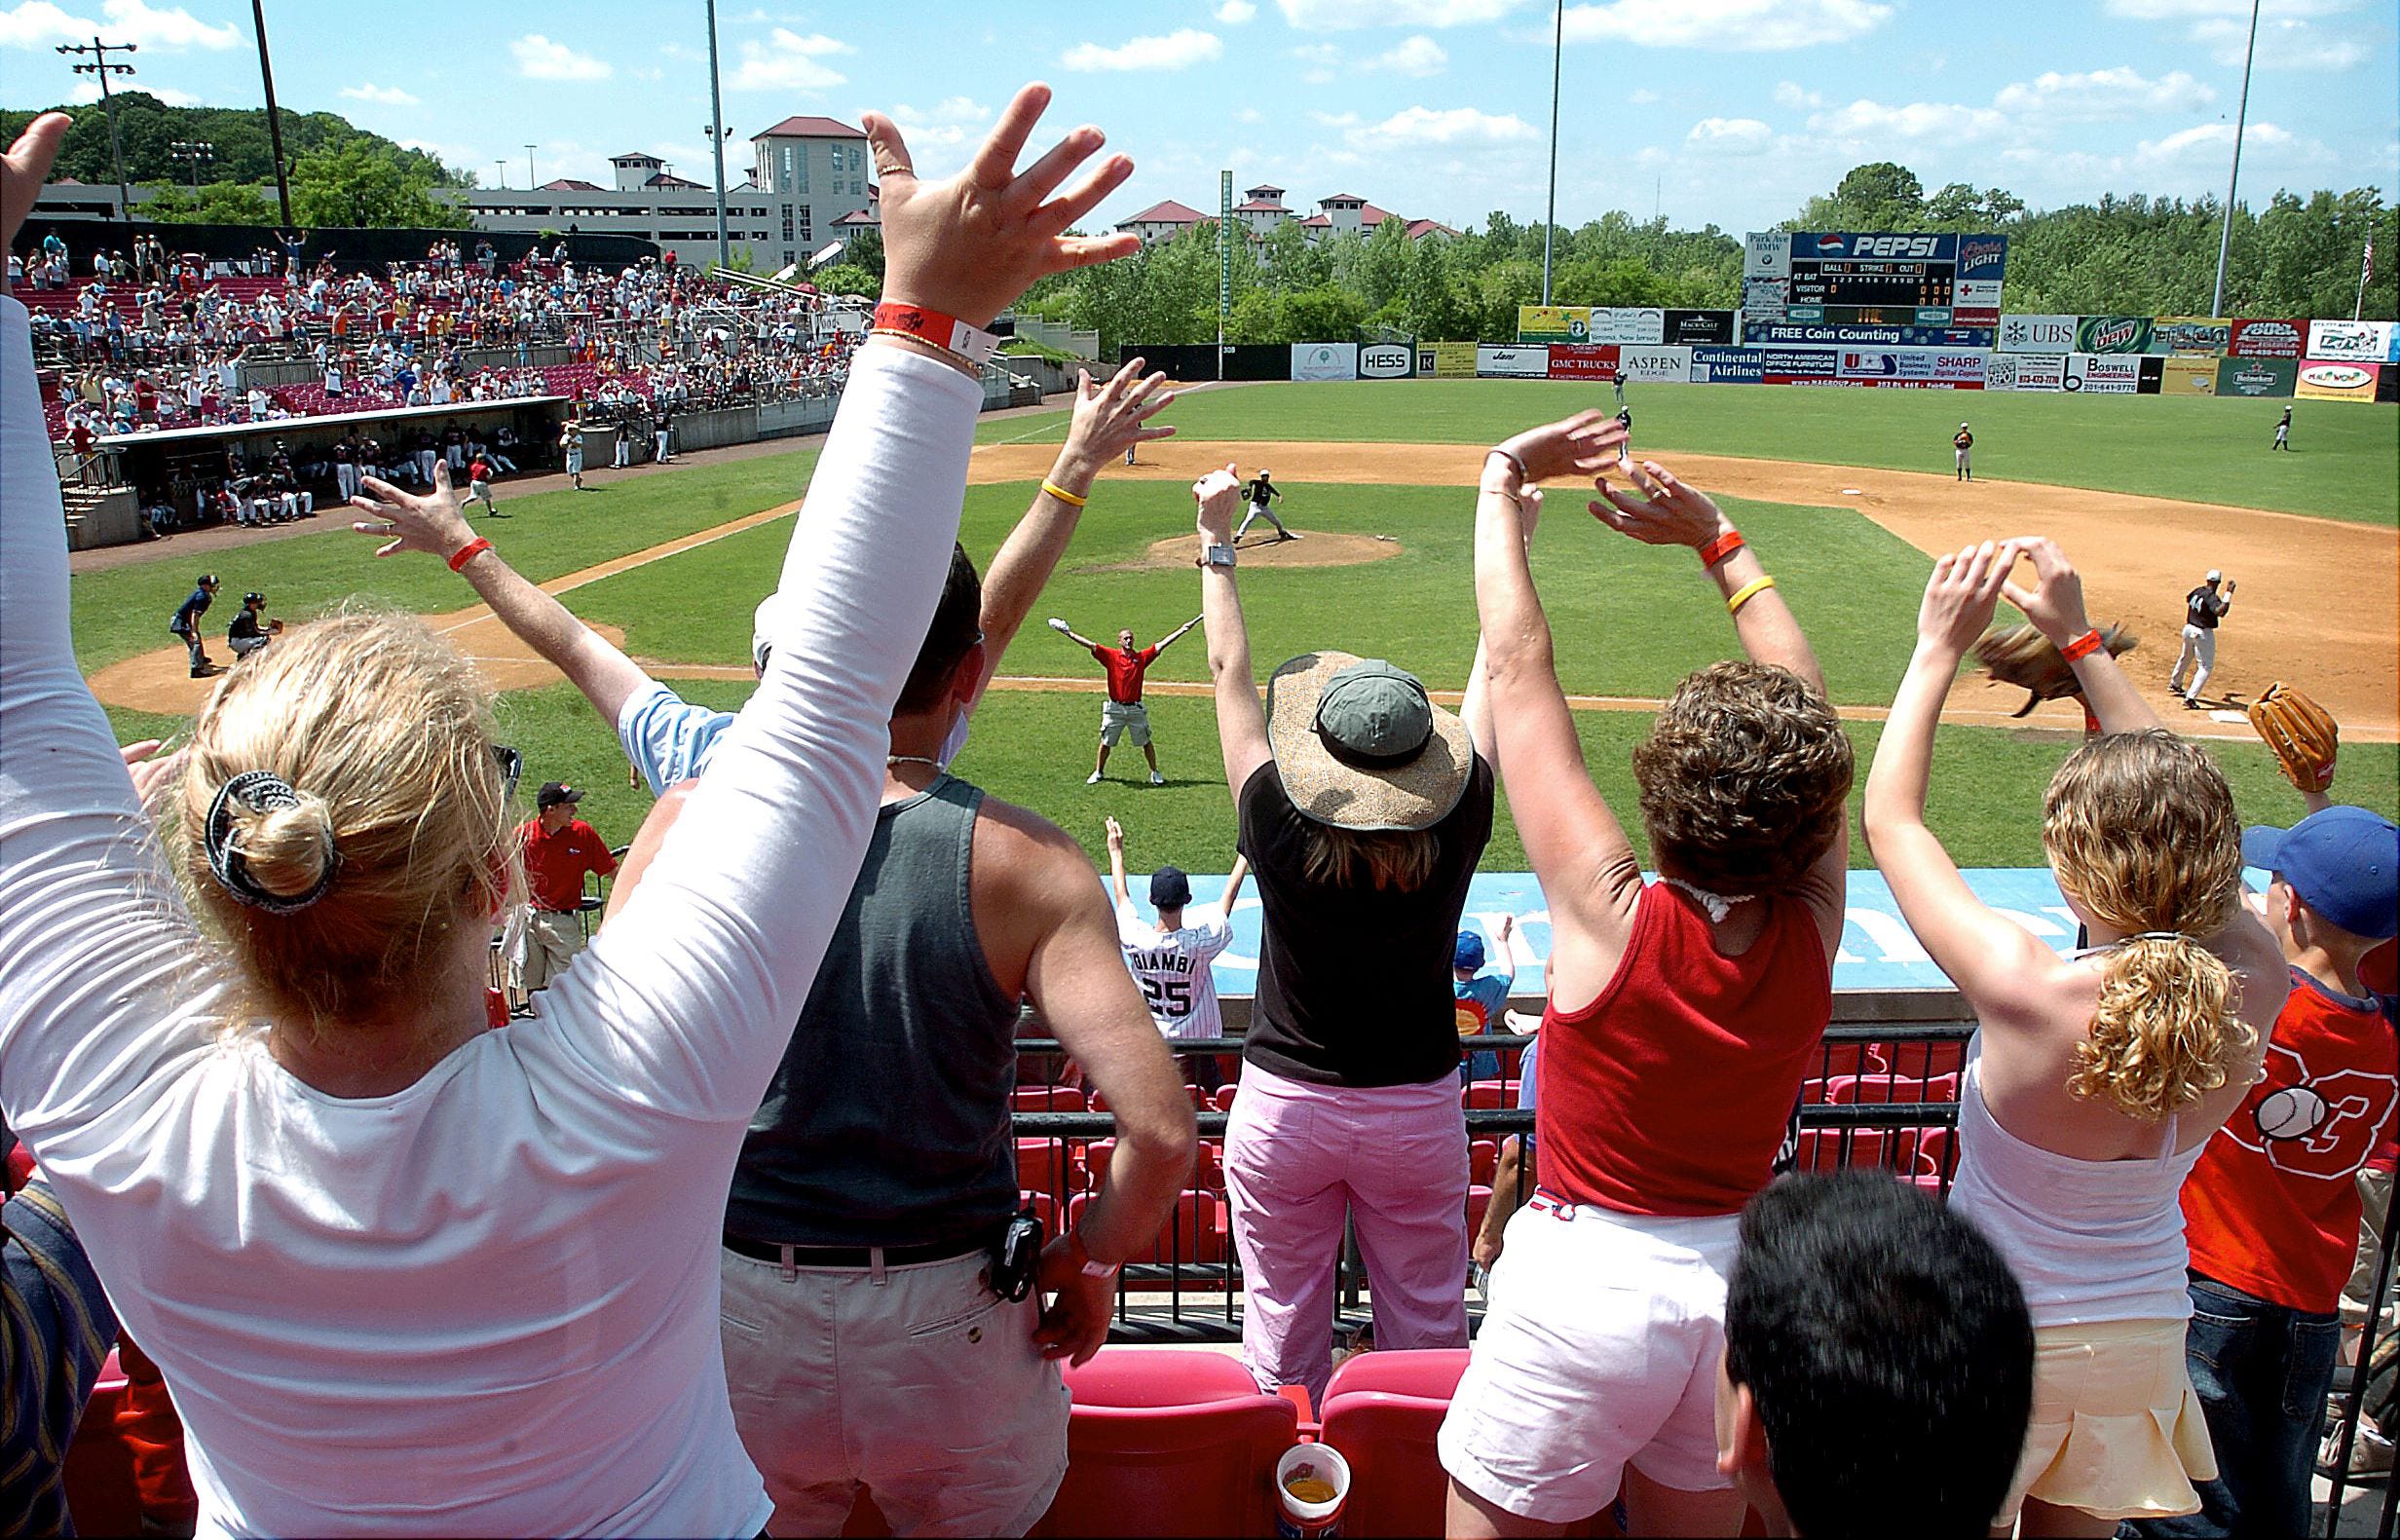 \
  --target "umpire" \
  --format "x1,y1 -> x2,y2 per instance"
169,574 -> 219,678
